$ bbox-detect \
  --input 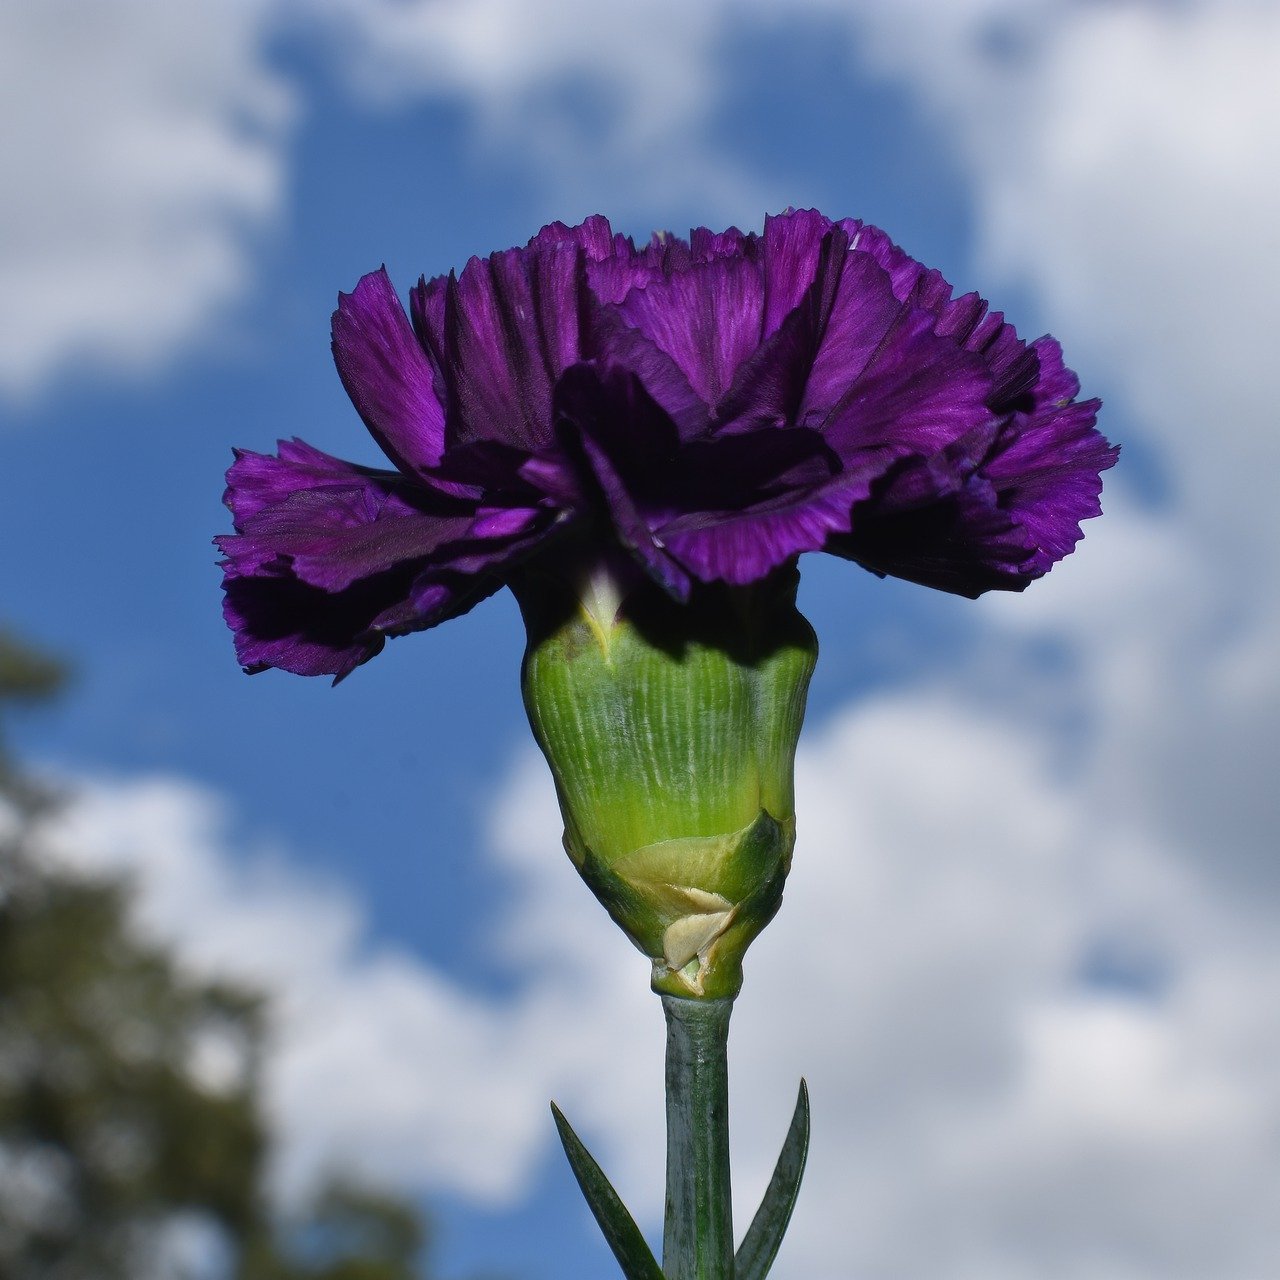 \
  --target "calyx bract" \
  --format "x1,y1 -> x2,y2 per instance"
516,556 -> 817,999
